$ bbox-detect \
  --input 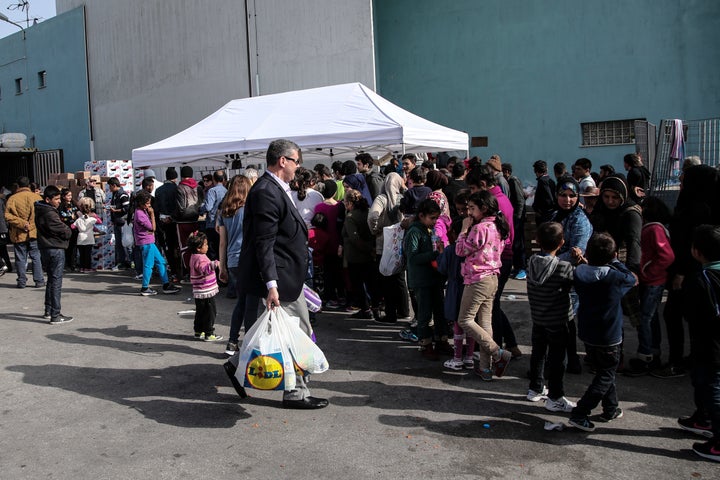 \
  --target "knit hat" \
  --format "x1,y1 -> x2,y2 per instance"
144,169 -> 156,179
180,166 -> 193,178
165,167 -> 178,180
322,179 -> 337,199
486,156 -> 502,173
600,176 -> 627,204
